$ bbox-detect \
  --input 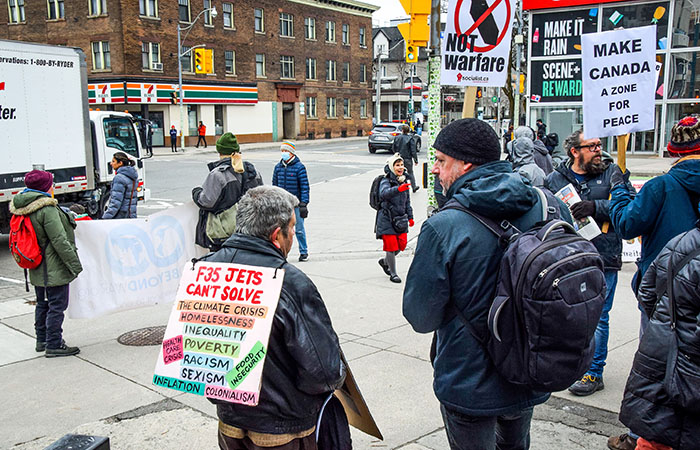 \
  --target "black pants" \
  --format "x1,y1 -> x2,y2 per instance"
196,135 -> 207,147
34,284 -> 70,349
440,404 -> 533,450
405,162 -> 417,189
171,138 -> 177,151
